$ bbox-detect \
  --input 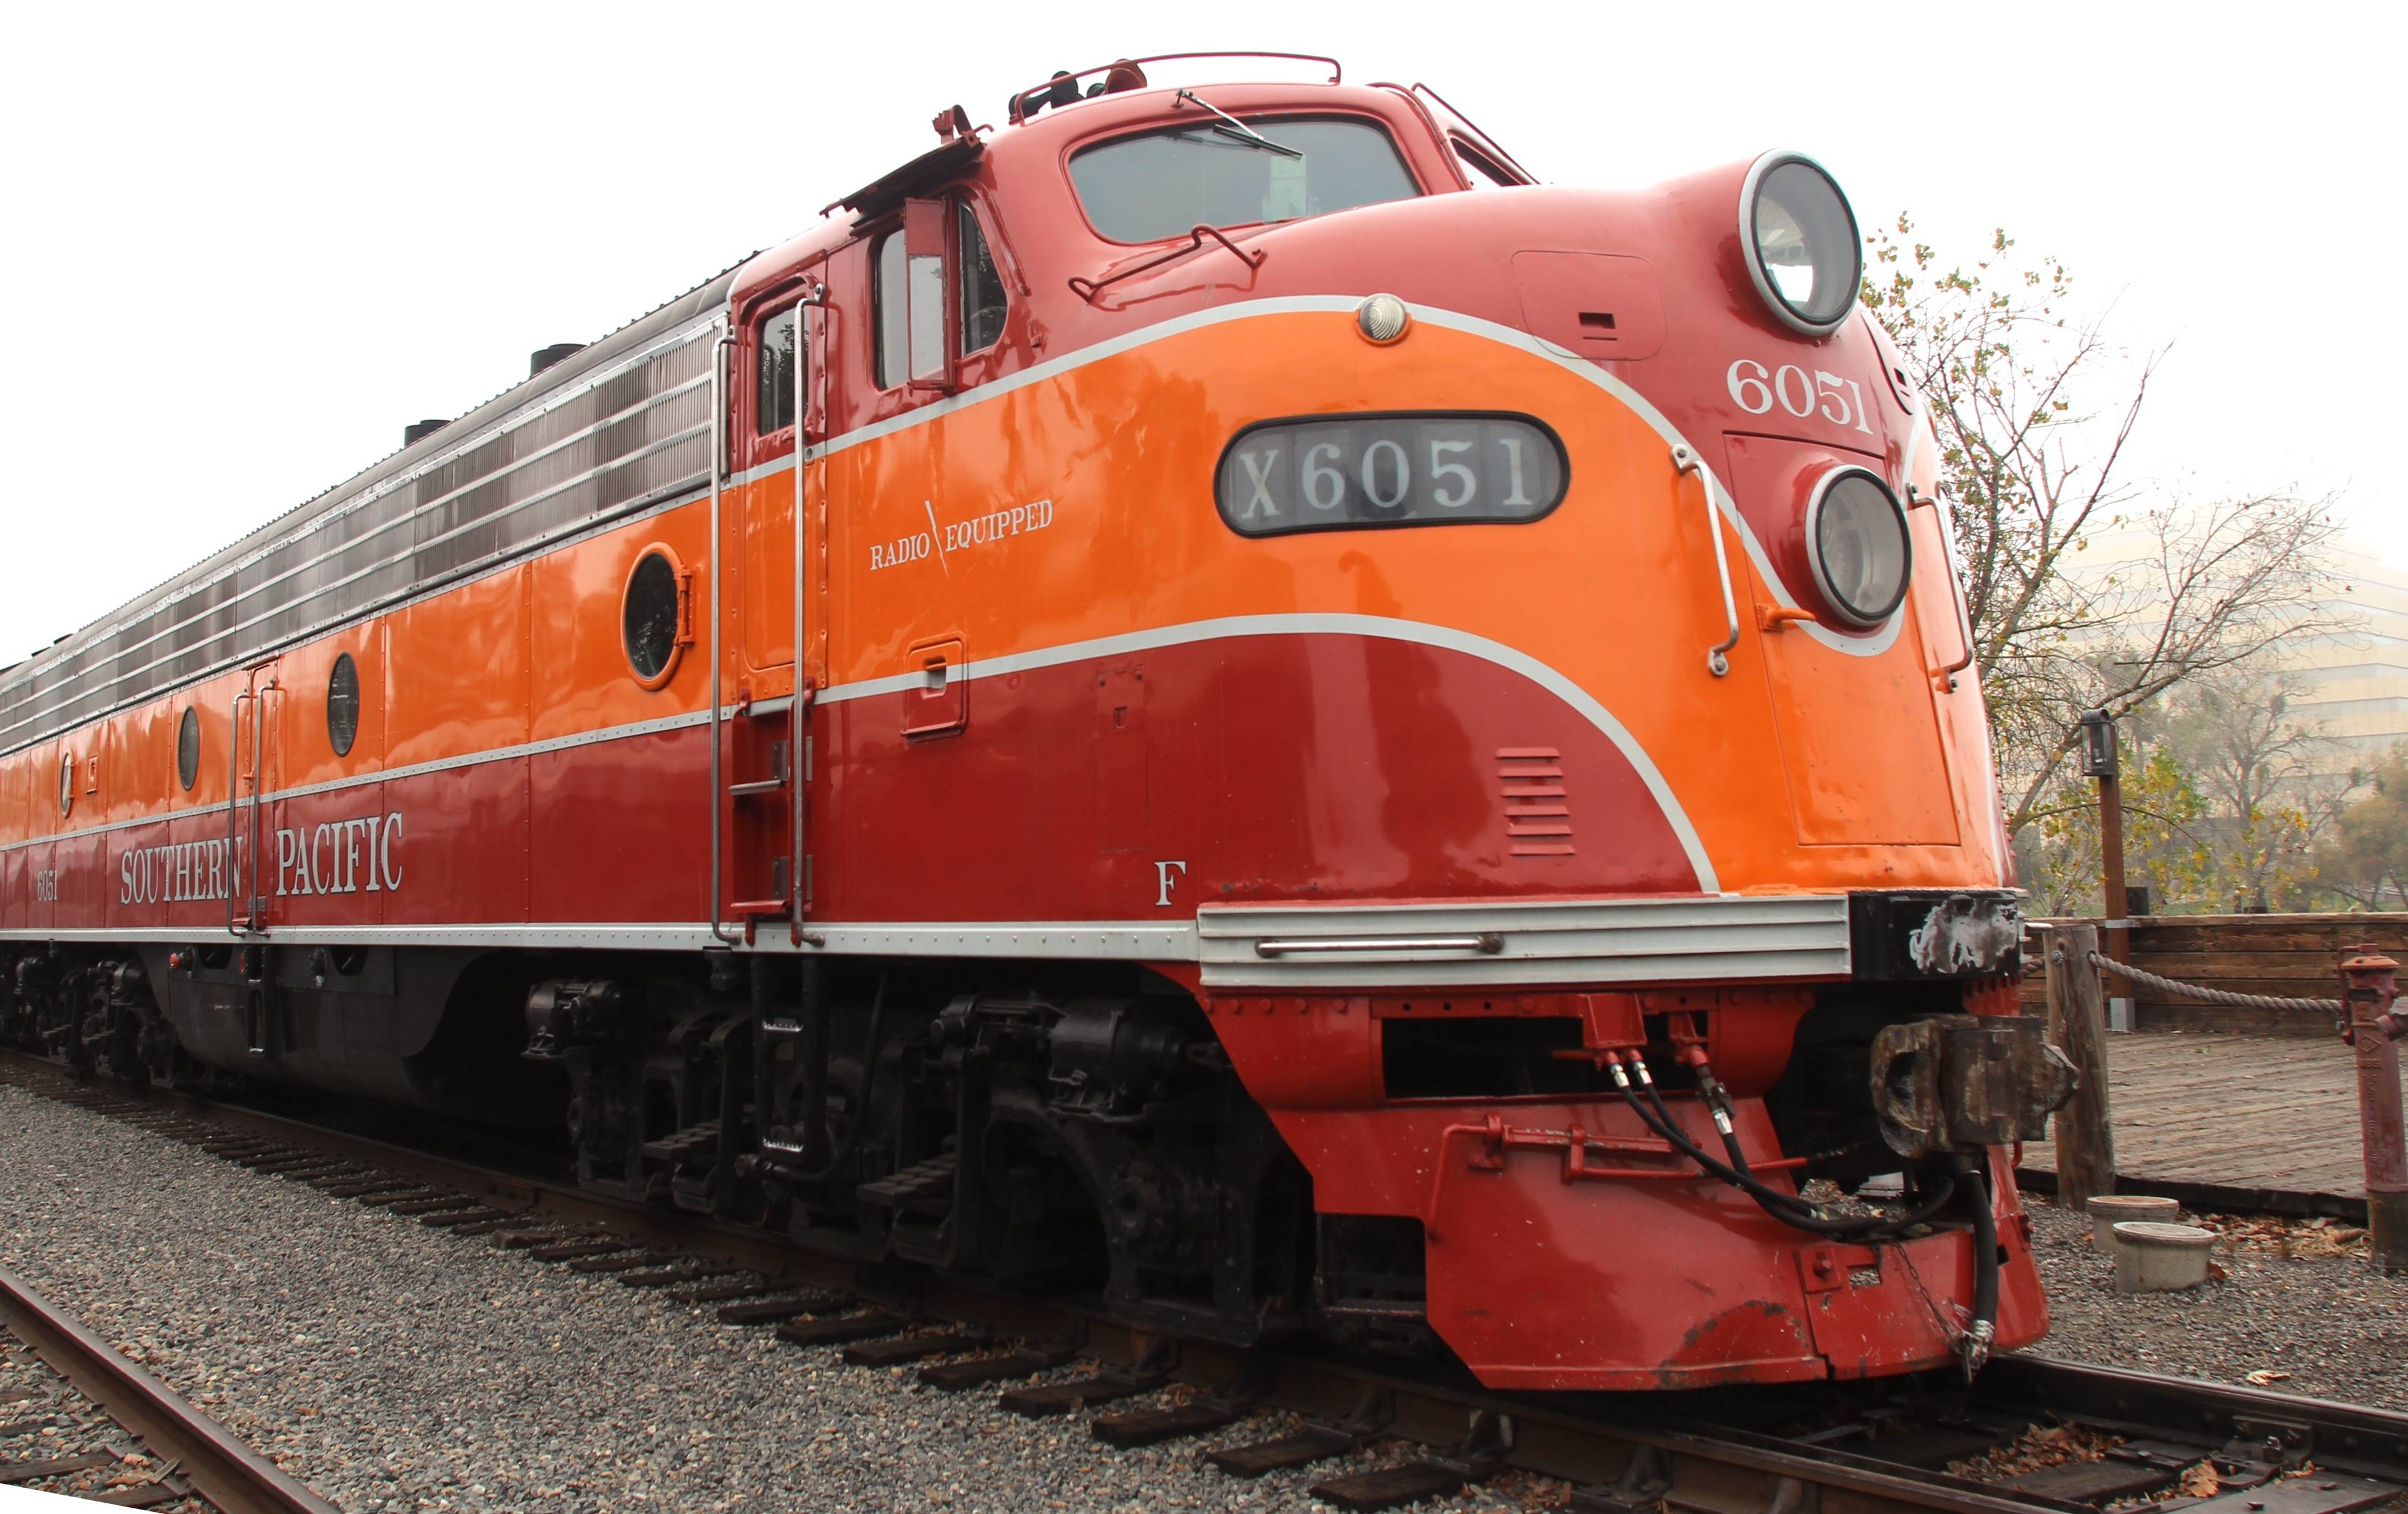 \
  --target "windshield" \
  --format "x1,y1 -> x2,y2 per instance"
1069,117 -> 1420,243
